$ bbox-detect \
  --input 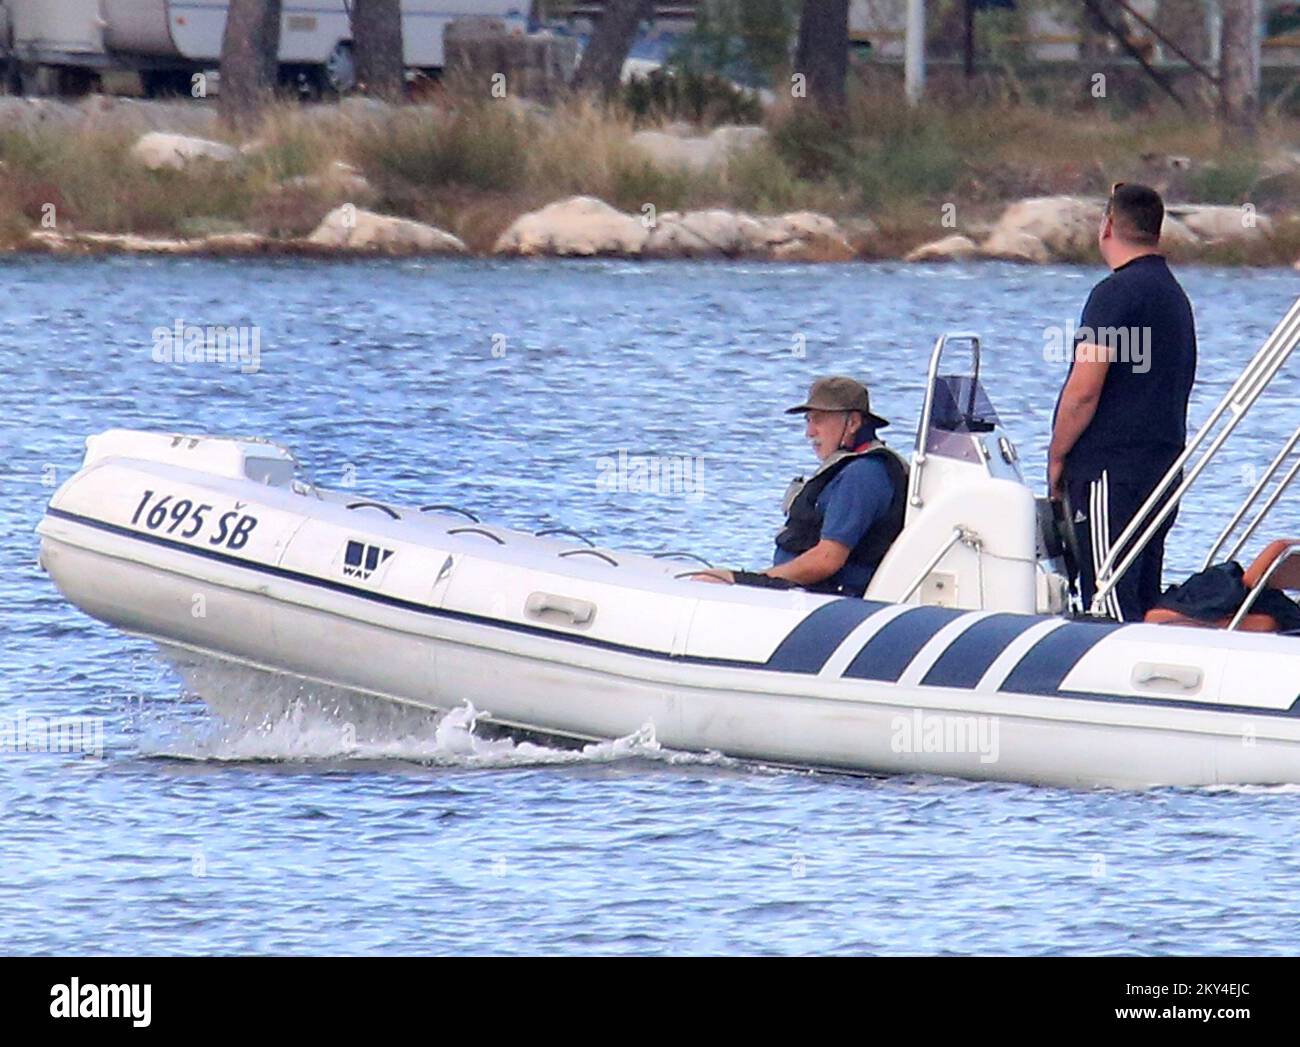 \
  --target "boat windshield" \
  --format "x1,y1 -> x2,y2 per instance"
928,374 -> 999,434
